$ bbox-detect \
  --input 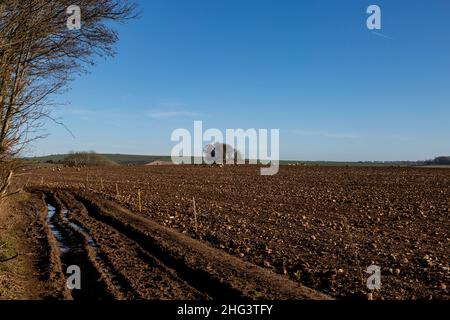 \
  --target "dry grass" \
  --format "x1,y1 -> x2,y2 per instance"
0,195 -> 30,300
